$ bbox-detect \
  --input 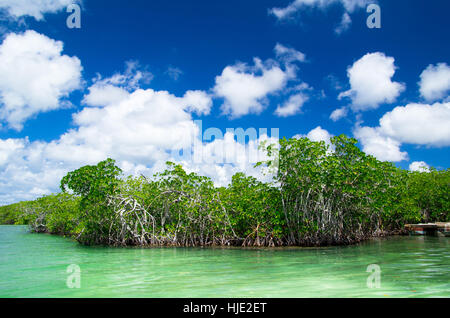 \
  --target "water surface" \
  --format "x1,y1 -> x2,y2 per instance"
0,225 -> 448,298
